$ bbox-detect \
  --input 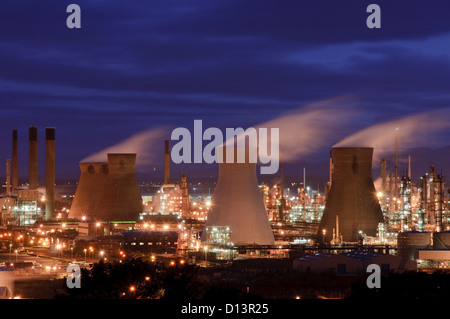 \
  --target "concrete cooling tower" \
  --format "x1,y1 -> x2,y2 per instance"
69,153 -> 143,221
202,146 -> 274,245
318,147 -> 383,244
